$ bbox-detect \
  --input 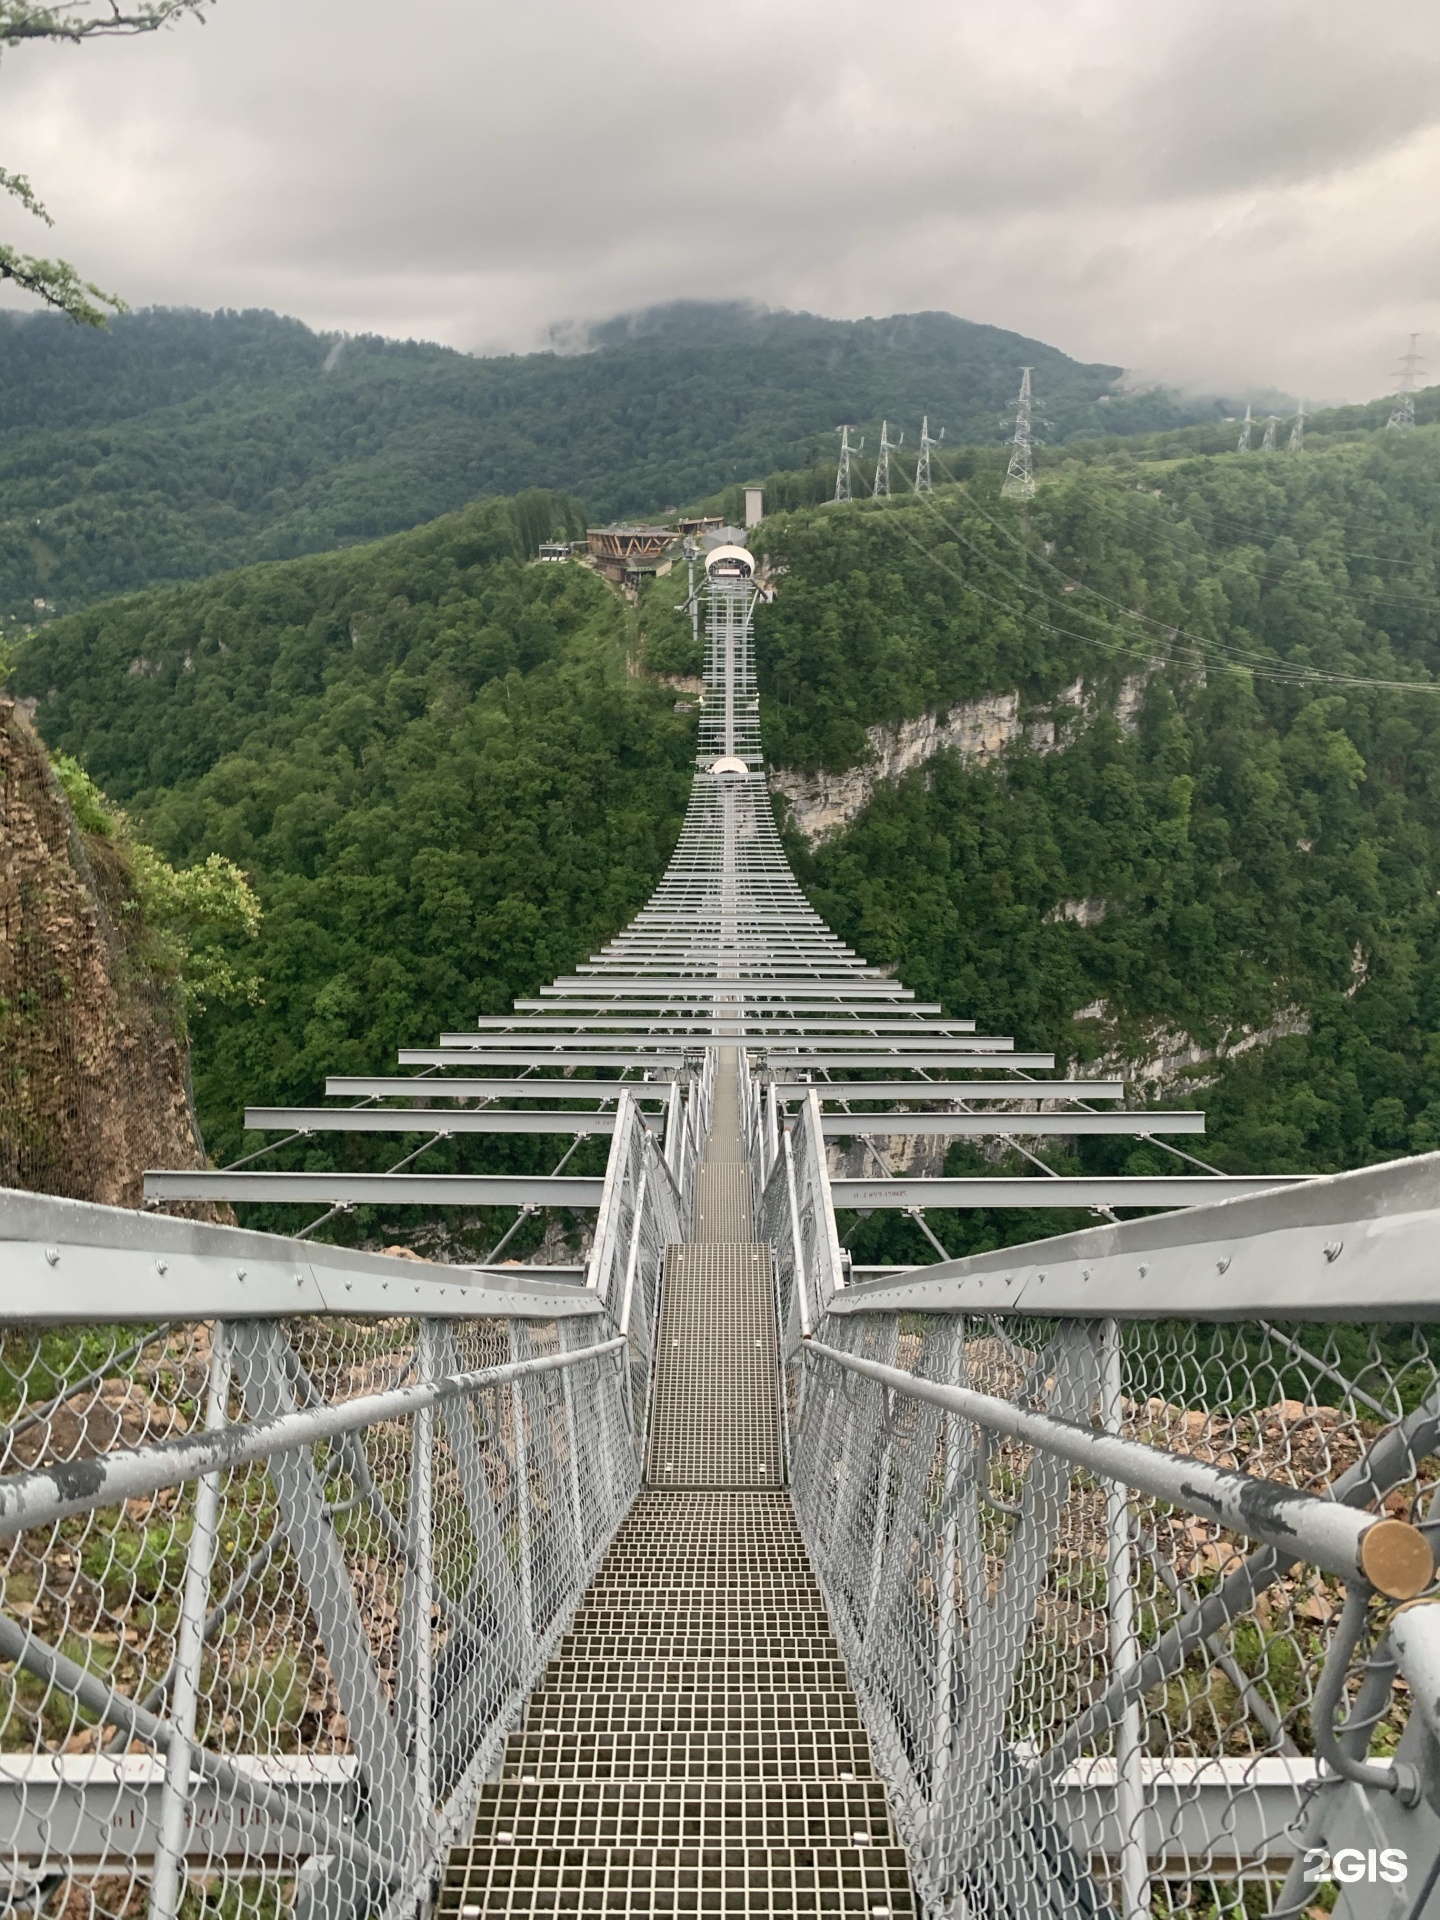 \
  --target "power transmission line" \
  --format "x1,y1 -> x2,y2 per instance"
1001,368 -> 1036,498
915,415 -> 944,494
1237,405 -> 1254,454
1387,334 -> 1425,431
834,424 -> 863,503
897,495 -> 1440,695
887,470 -> 1440,696
873,419 -> 902,499
1050,468 -> 1440,615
